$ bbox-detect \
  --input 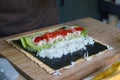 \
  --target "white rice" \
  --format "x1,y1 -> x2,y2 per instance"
37,35 -> 95,59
